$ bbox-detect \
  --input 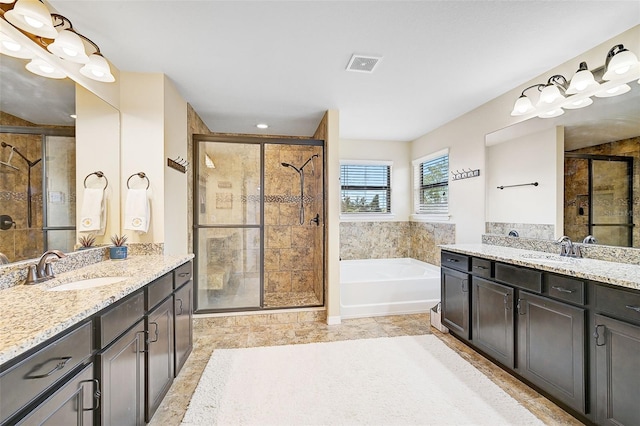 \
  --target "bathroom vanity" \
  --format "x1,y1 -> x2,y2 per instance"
440,244 -> 640,426
0,255 -> 193,425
